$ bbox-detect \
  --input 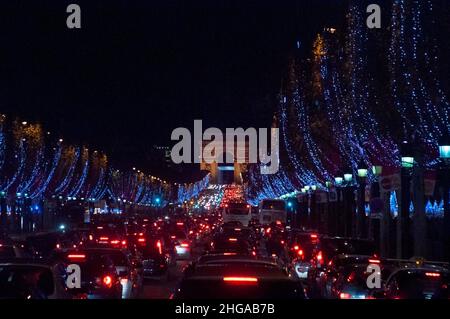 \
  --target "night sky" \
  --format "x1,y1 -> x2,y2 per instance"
0,0 -> 347,172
